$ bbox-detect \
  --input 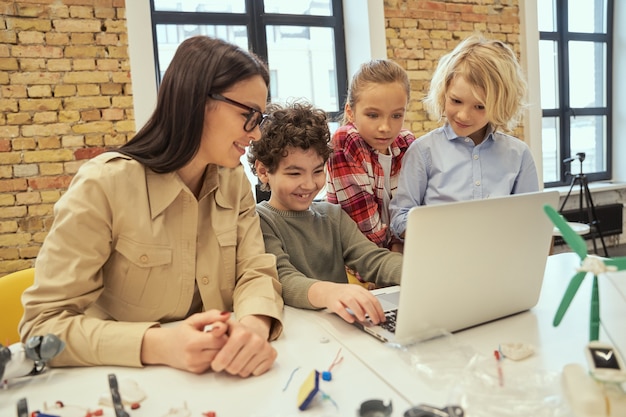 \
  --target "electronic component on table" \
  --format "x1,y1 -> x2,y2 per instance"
585,341 -> 626,383
359,399 -> 393,417
109,373 -> 130,417
403,404 -> 464,417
